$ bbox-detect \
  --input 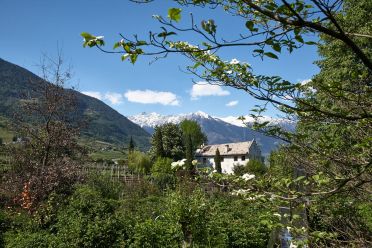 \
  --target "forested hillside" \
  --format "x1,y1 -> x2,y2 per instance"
0,58 -> 150,149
